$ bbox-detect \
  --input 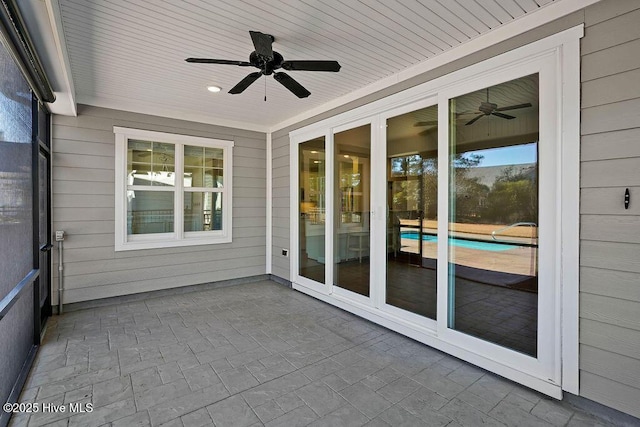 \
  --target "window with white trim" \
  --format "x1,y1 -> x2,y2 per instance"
114,127 -> 233,251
